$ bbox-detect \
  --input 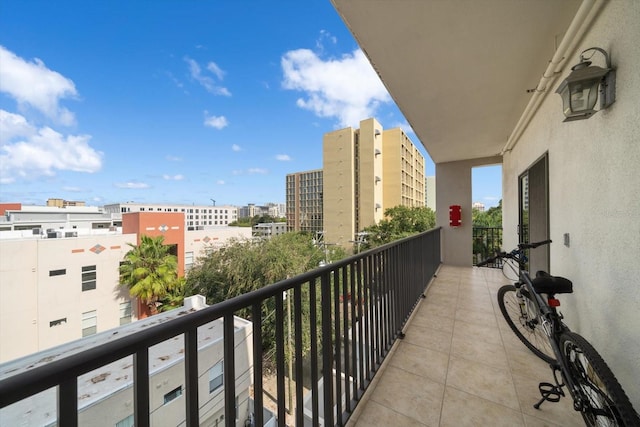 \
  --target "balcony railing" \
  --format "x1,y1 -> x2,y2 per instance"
0,227 -> 441,426
472,226 -> 503,268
